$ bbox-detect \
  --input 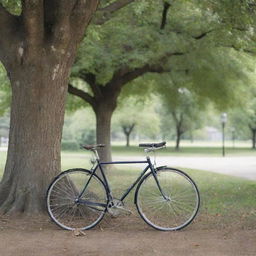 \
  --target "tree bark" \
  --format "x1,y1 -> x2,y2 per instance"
172,112 -> 184,151
94,102 -> 116,162
126,134 -> 130,147
160,2 -> 171,30
0,55 -> 71,214
175,130 -> 182,151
